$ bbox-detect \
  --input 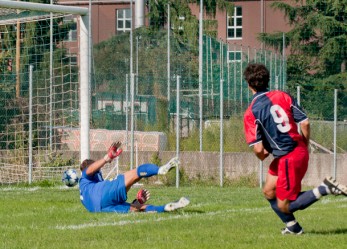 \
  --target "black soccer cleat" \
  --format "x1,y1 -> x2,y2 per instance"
323,177 -> 347,196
